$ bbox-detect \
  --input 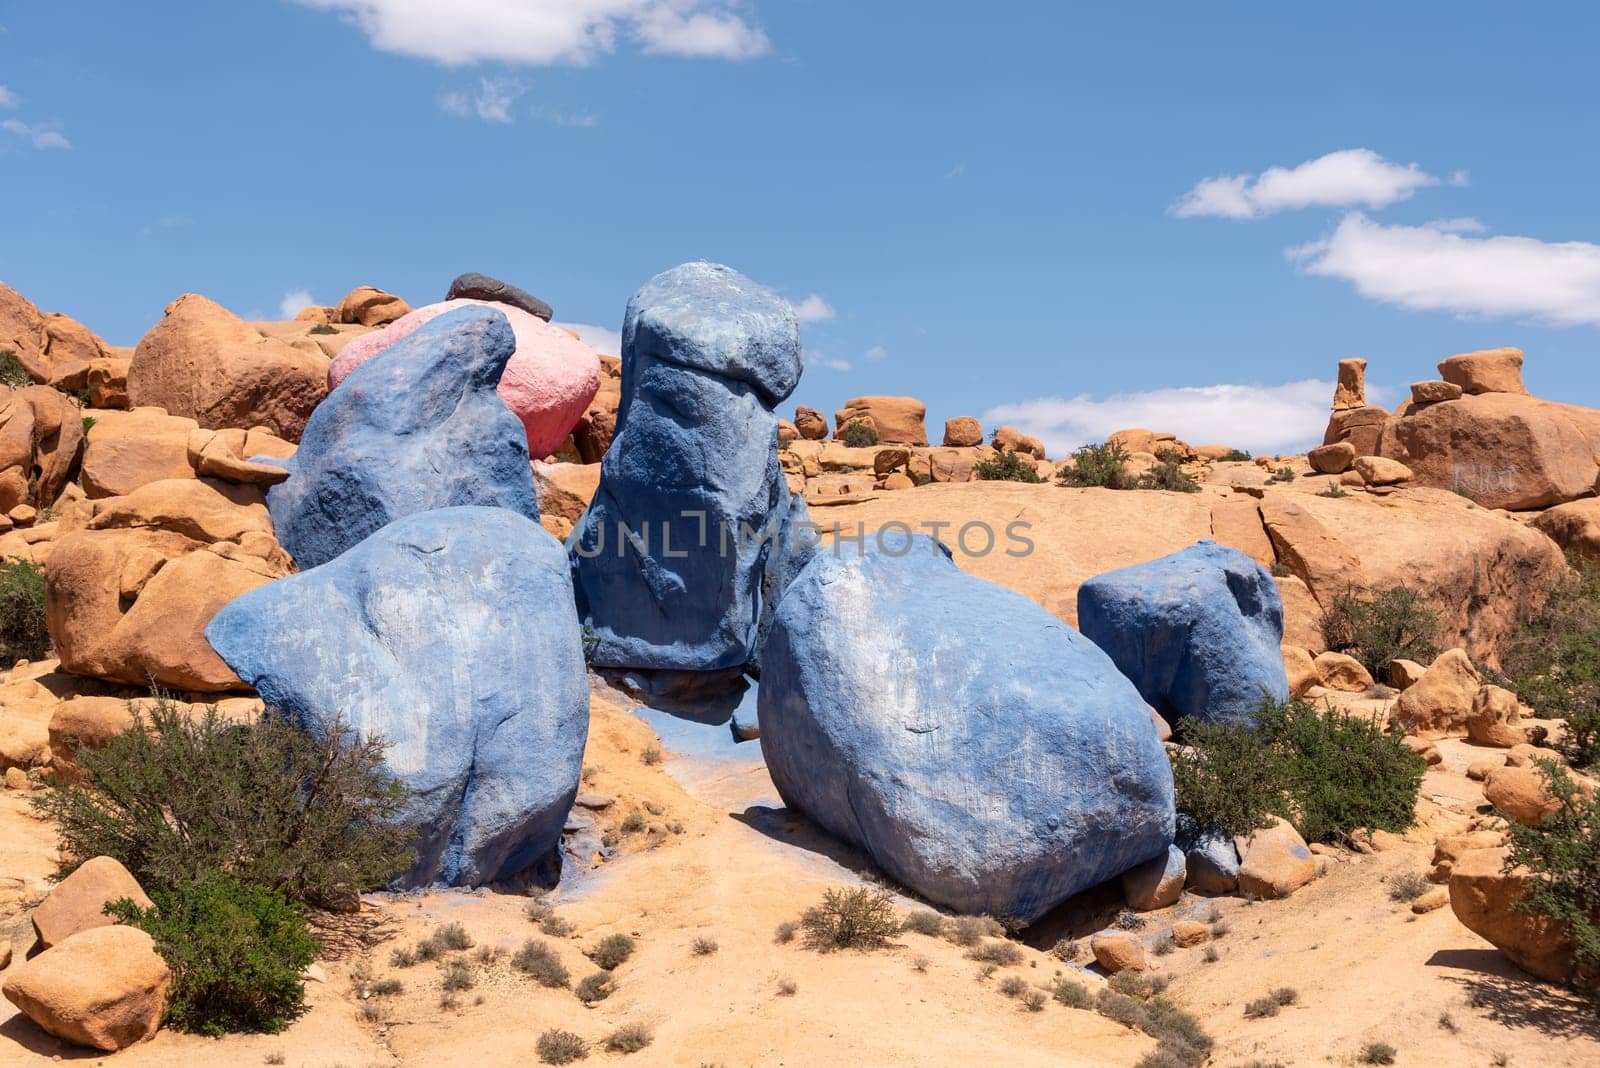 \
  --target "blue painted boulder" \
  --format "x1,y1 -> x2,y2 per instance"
571,262 -> 810,675
205,507 -> 588,888
759,534 -> 1175,924
1077,540 -> 1289,727
265,306 -> 539,570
